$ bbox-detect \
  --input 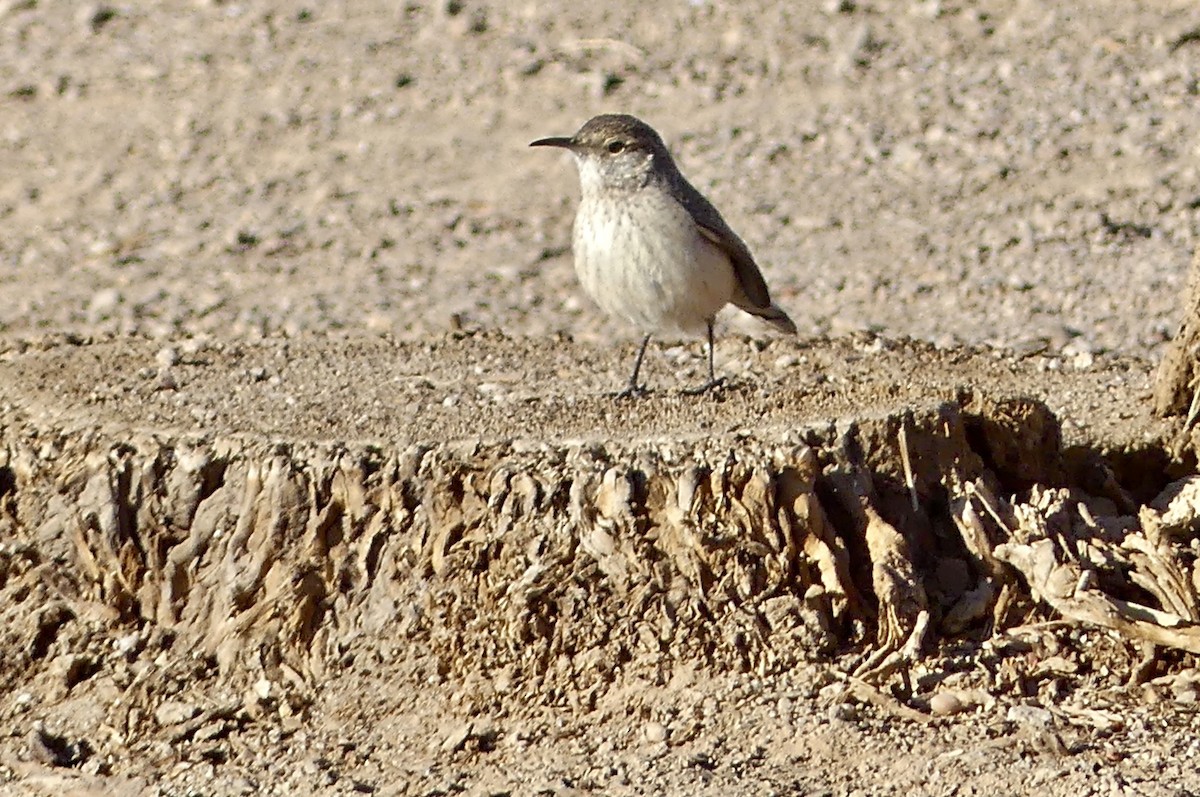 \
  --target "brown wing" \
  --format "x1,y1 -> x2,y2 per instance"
675,175 -> 773,310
